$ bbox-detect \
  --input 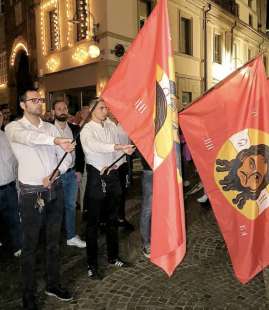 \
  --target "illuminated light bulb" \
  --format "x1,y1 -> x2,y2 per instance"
88,43 -> 100,59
